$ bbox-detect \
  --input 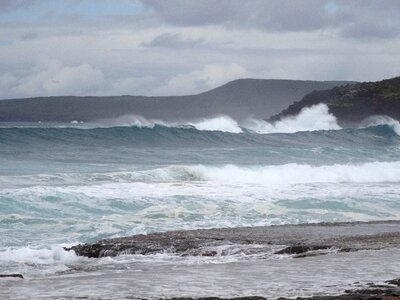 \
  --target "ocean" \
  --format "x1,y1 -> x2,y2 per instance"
1,104 -> 400,298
